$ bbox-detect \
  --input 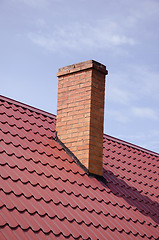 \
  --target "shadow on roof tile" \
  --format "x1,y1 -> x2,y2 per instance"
104,170 -> 159,225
